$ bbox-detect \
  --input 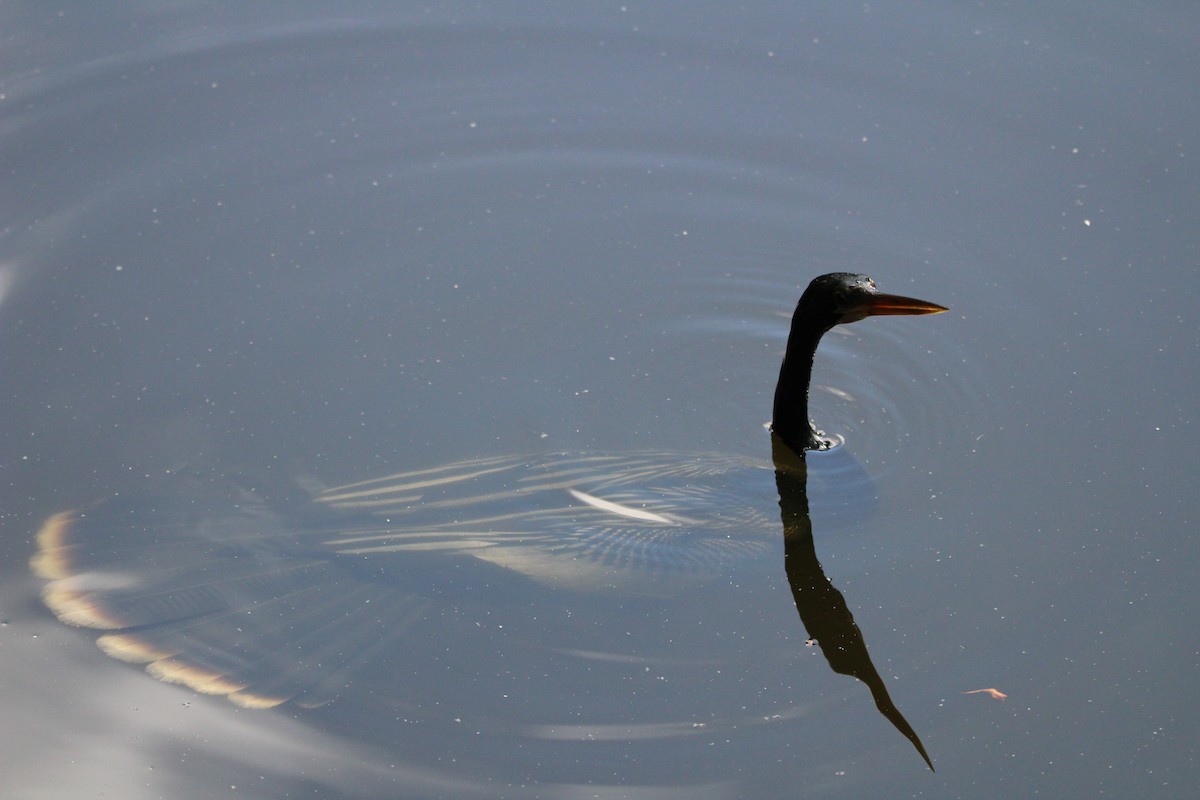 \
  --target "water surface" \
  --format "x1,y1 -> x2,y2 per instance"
2,4 -> 1196,798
